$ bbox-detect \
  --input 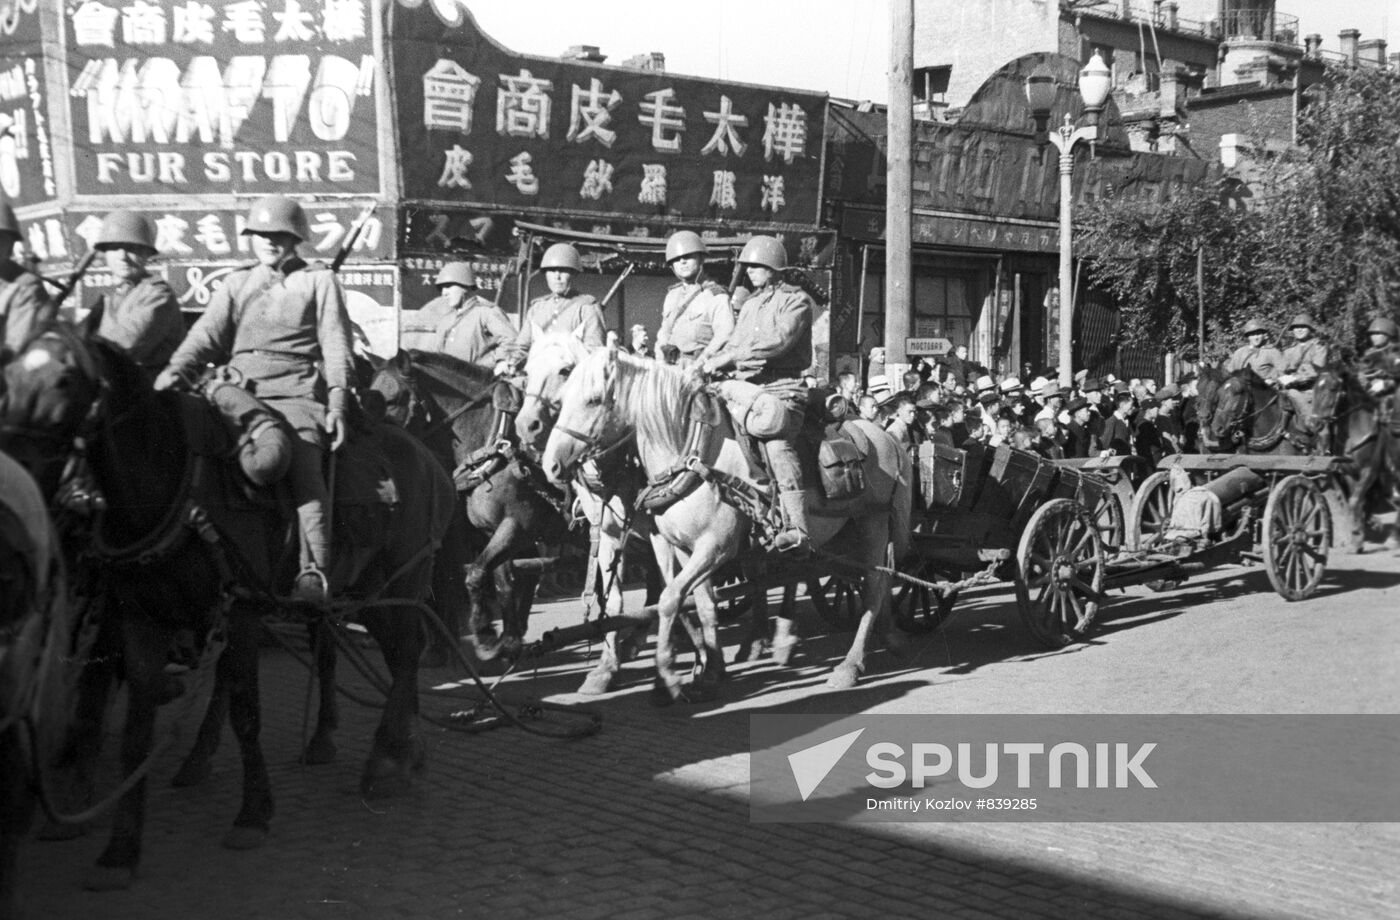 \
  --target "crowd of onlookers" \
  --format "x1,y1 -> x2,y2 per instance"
835,344 -> 1205,463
